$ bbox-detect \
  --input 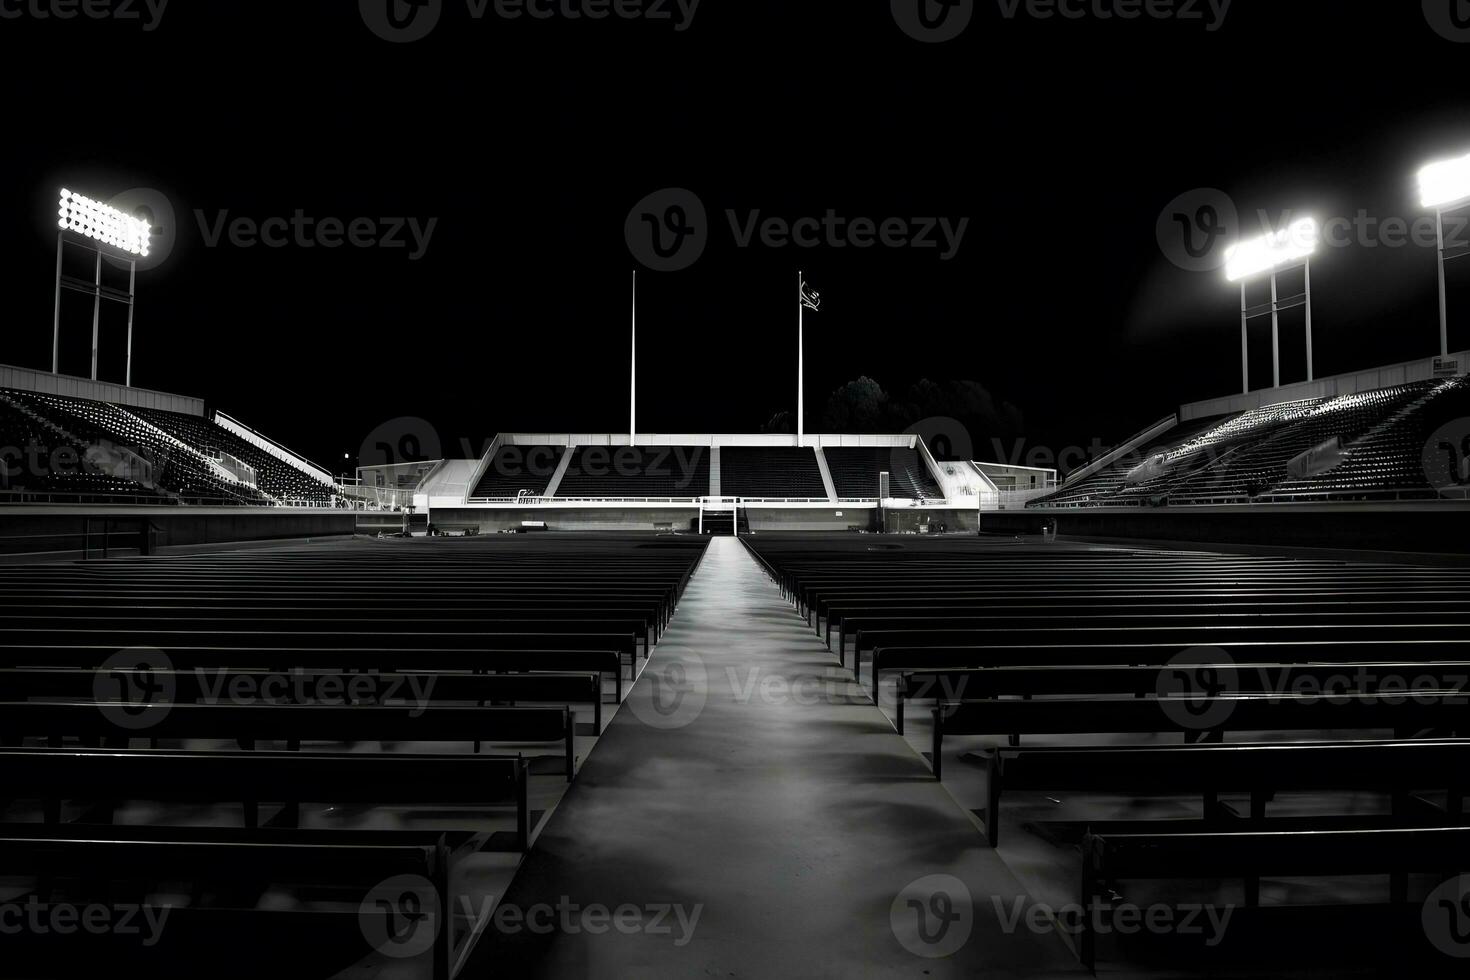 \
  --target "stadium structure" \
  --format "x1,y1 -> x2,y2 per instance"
4,186 -> 1470,979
